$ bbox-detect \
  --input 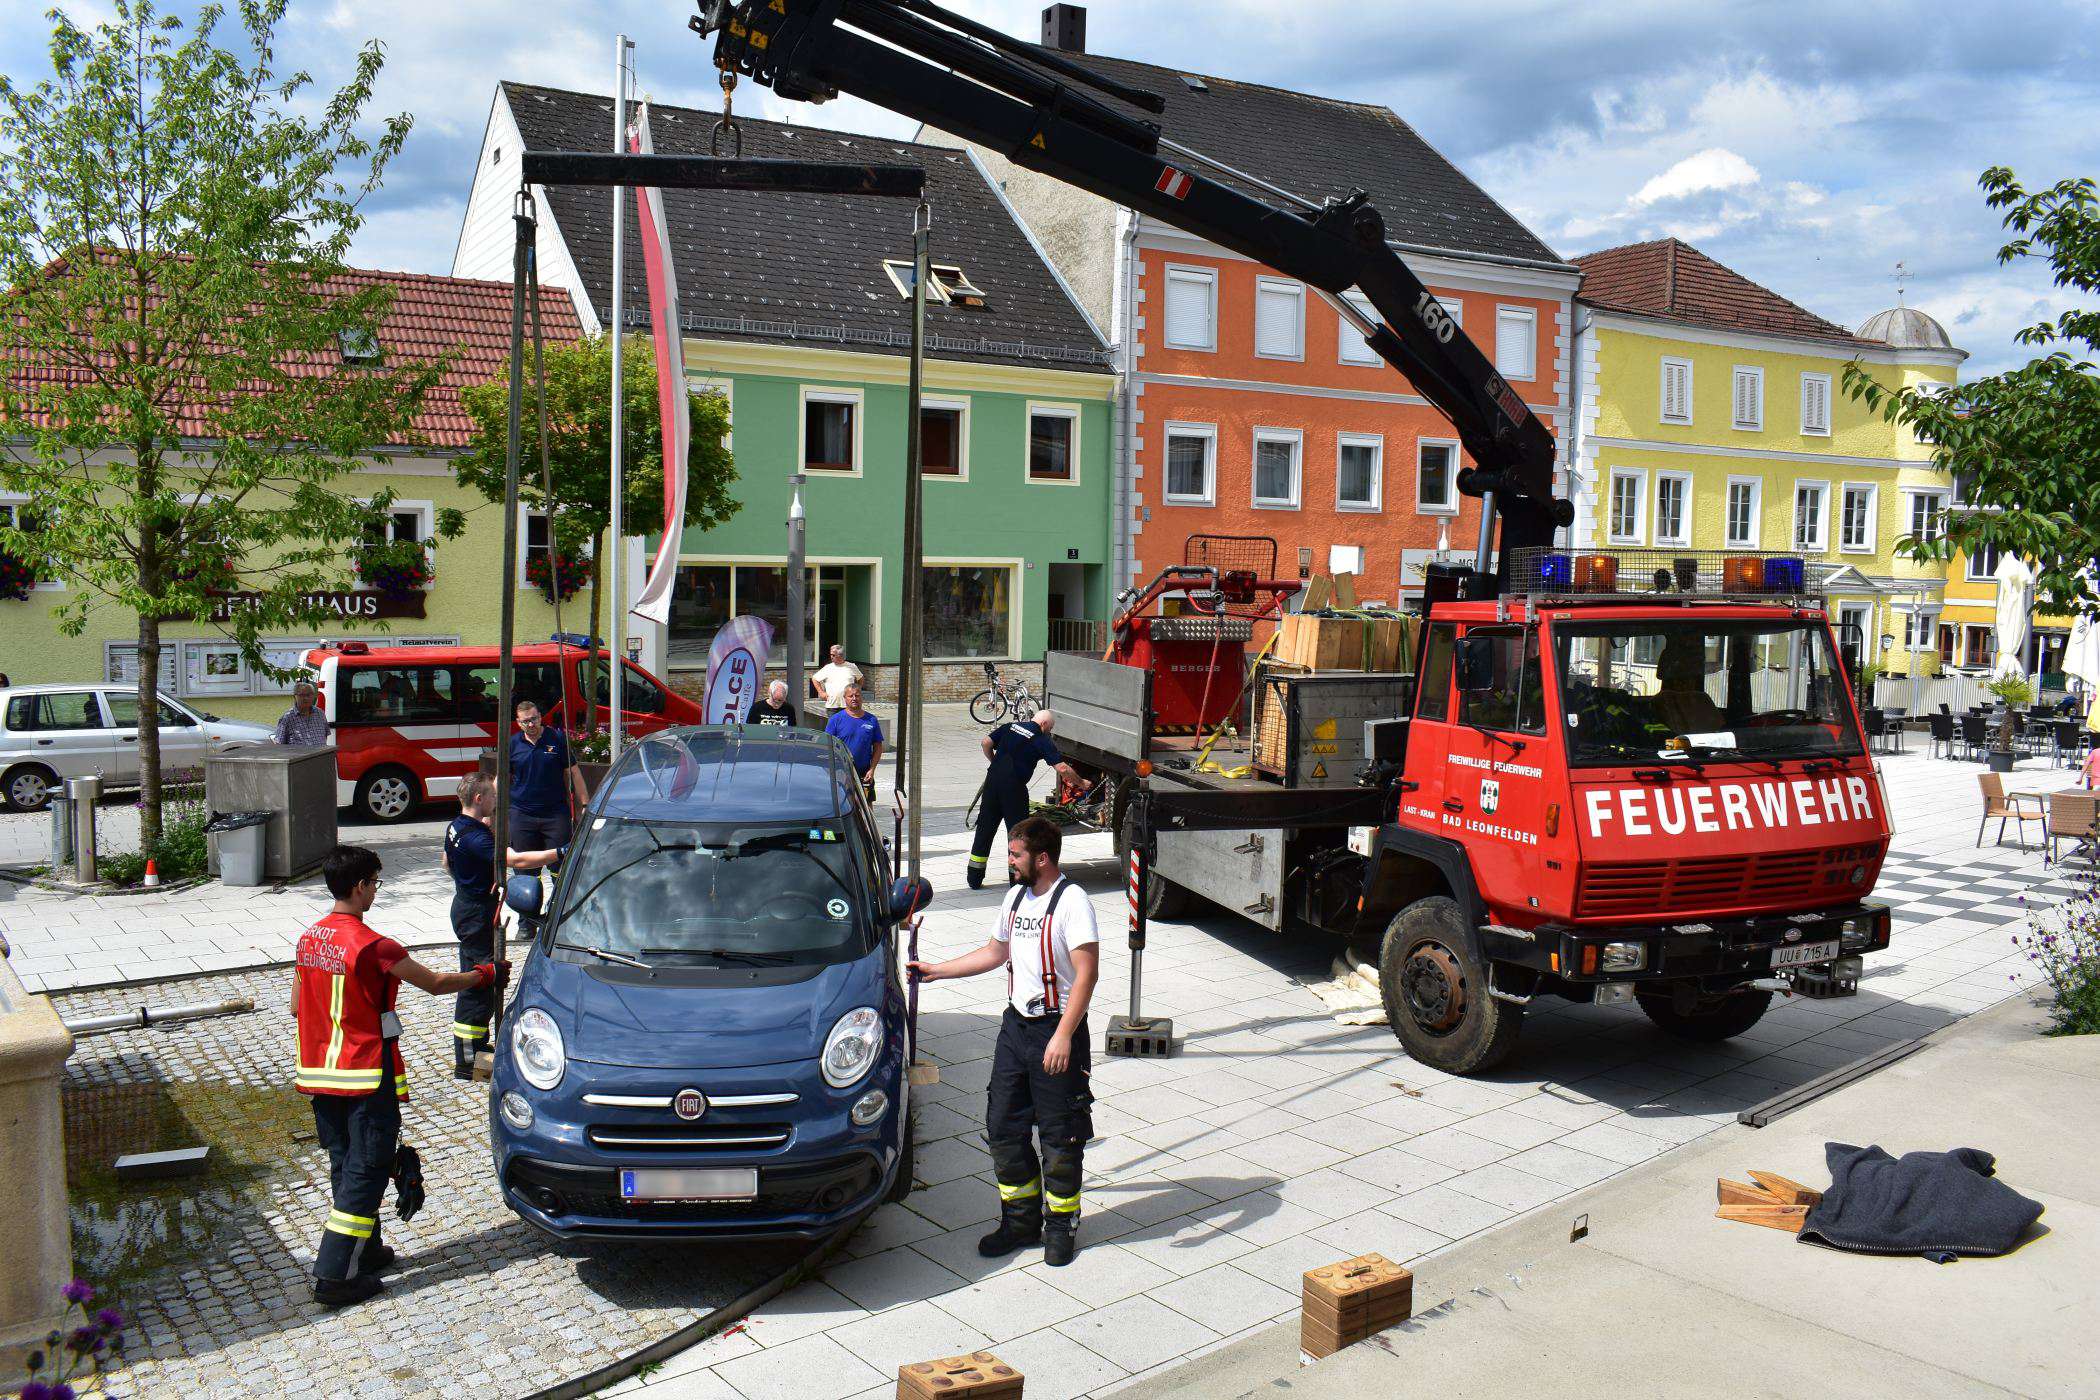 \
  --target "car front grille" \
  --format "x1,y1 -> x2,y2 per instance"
584,1122 -> 792,1152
